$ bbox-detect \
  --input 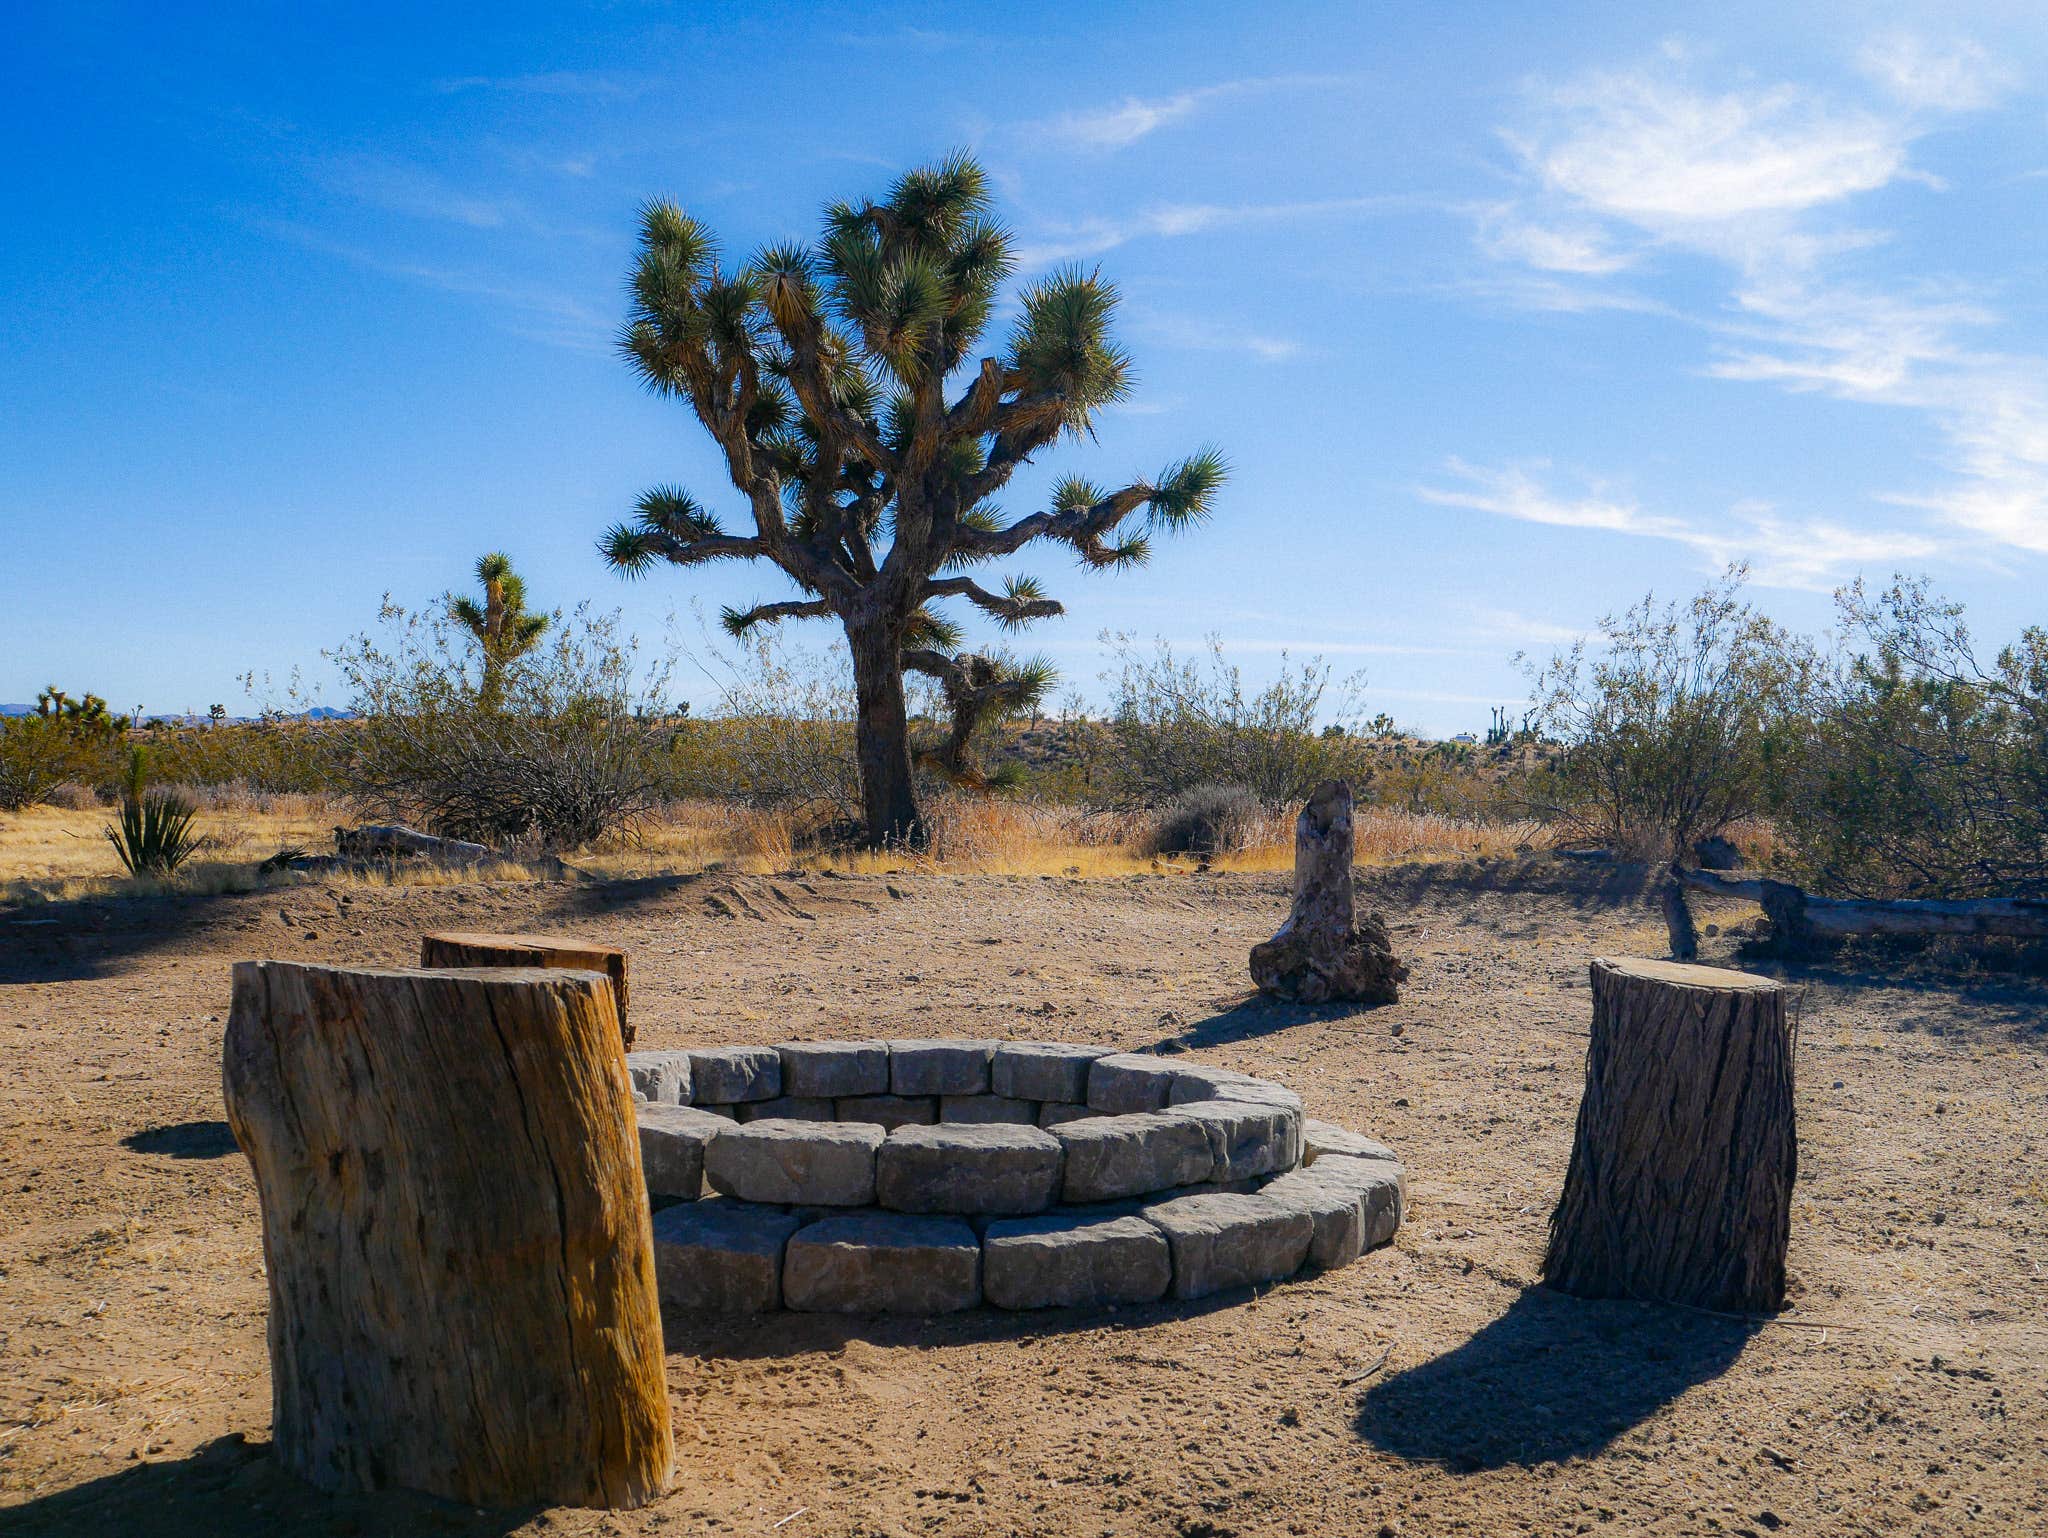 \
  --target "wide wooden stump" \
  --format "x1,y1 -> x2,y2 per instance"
421,930 -> 632,1046
222,962 -> 672,1508
1543,957 -> 1796,1313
